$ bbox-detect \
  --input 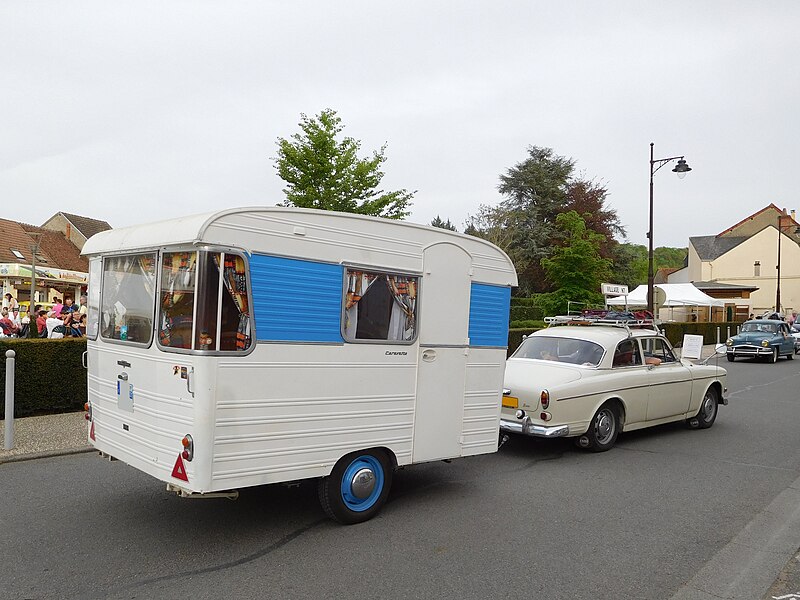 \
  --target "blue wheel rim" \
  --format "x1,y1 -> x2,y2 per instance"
340,455 -> 384,512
